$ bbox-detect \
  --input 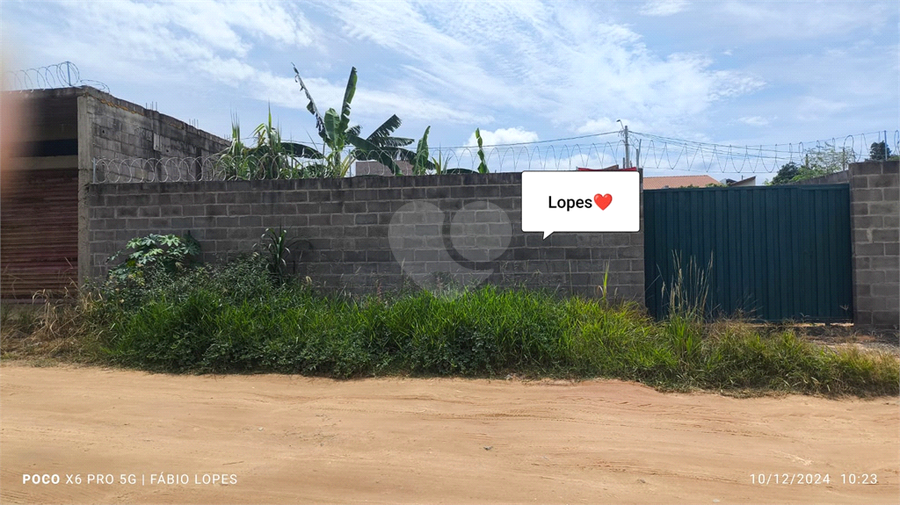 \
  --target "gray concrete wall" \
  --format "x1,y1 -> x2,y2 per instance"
75,86 -> 230,287
80,86 -> 230,182
849,161 -> 900,329
88,173 -> 645,301
355,160 -> 413,176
